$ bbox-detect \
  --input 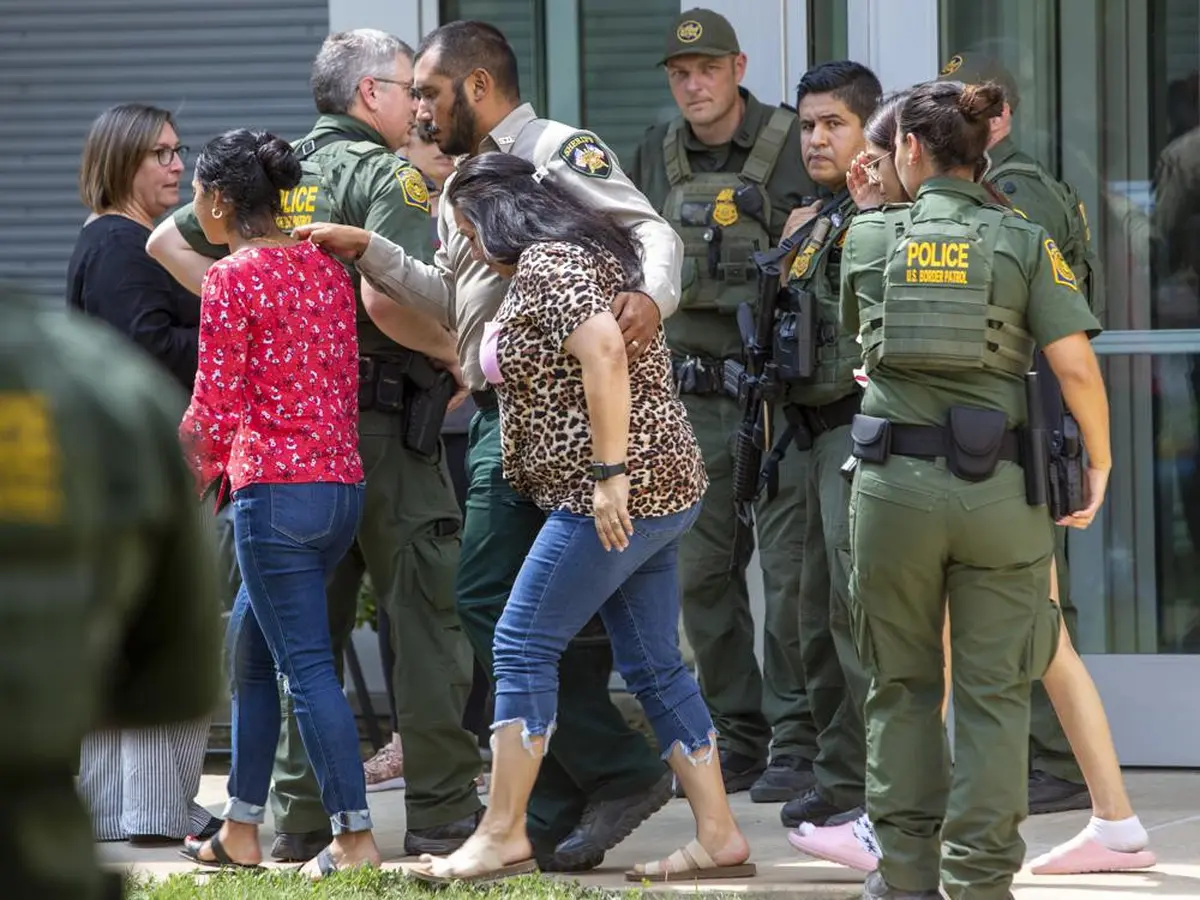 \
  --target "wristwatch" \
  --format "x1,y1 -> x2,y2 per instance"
590,461 -> 627,481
